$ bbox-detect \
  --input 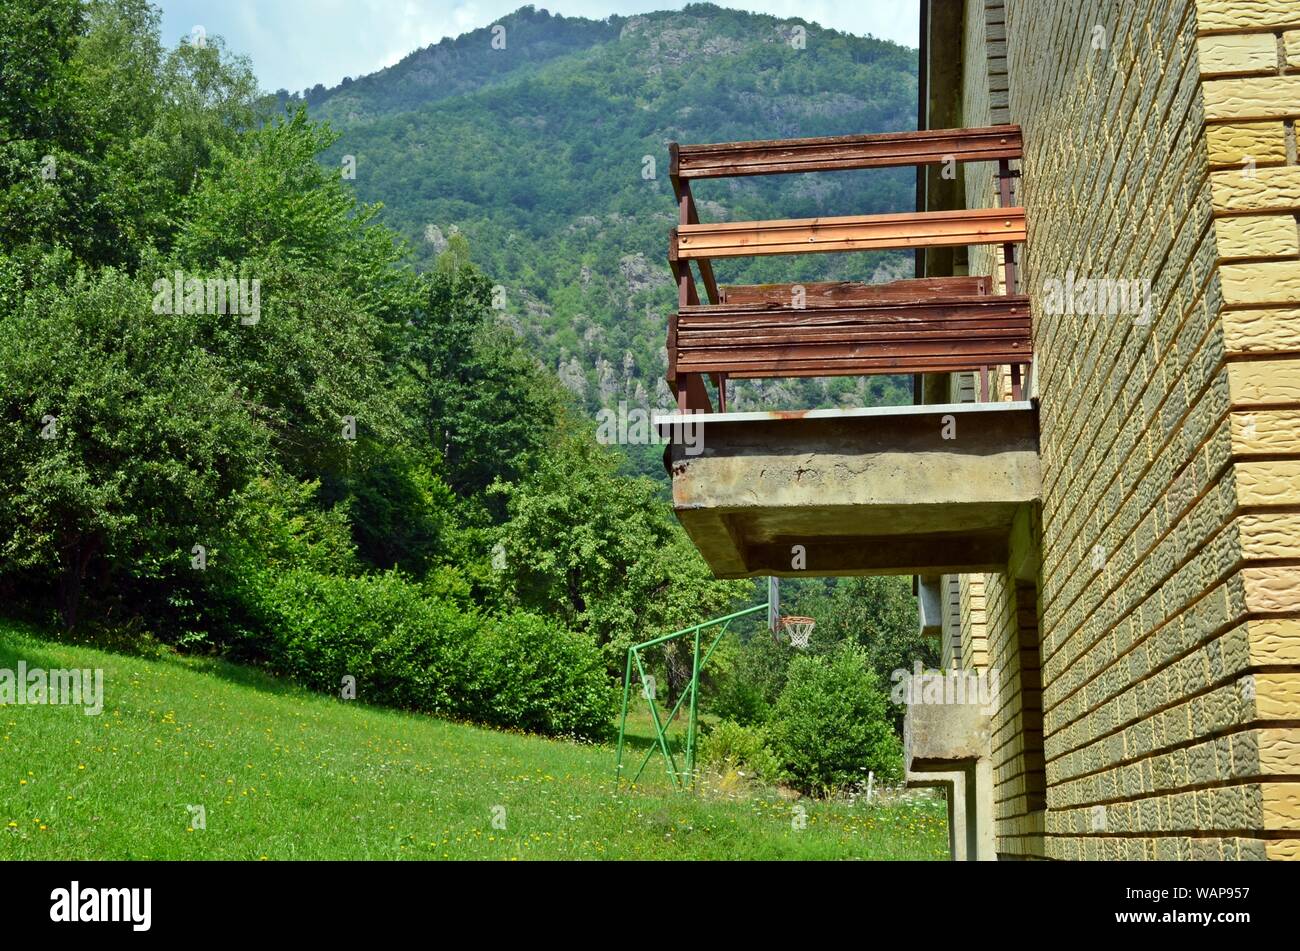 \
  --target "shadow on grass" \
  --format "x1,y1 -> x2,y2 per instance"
0,616 -> 690,758
0,614 -> 328,706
